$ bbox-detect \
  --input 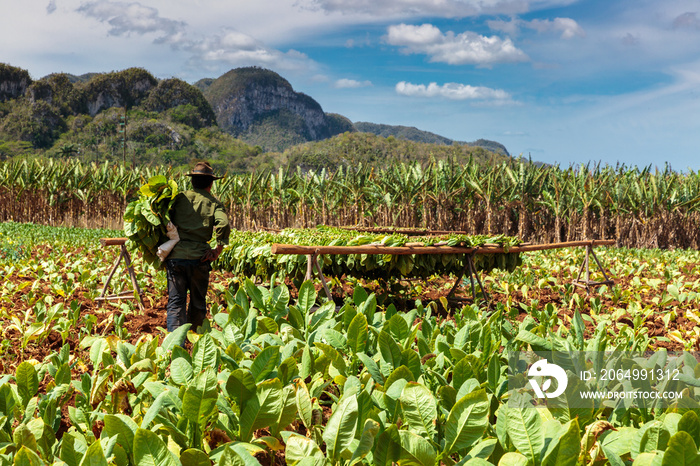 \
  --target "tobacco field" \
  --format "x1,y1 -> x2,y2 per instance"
0,221 -> 700,465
